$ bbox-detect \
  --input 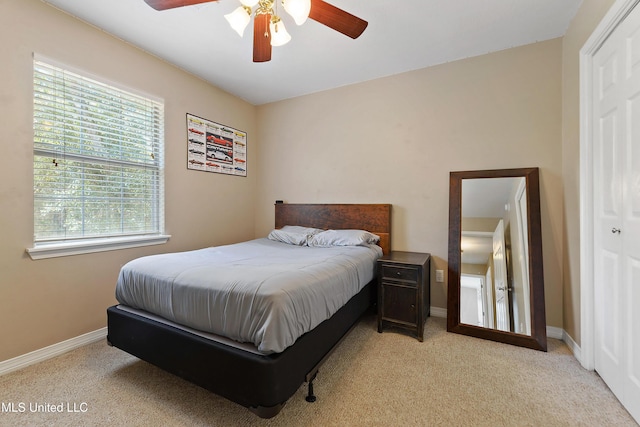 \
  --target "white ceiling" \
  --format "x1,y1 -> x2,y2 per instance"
41,0 -> 582,105
462,177 -> 520,218
460,177 -> 525,264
